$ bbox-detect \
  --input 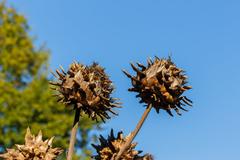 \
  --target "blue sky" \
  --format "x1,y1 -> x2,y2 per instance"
7,0 -> 240,159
